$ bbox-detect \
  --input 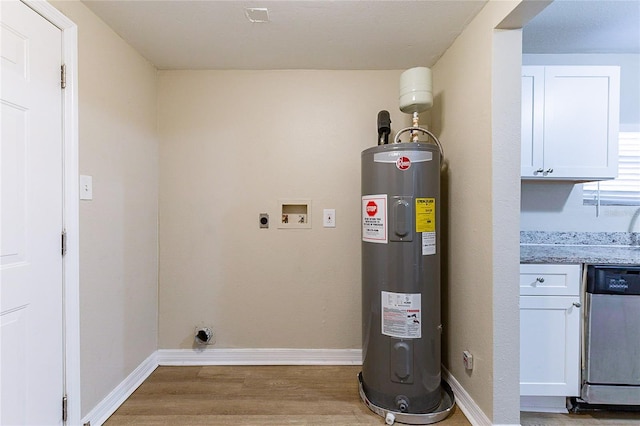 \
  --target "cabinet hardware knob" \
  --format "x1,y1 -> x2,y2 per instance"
572,302 -> 581,308
535,277 -> 545,283
545,168 -> 554,174
535,168 -> 544,174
